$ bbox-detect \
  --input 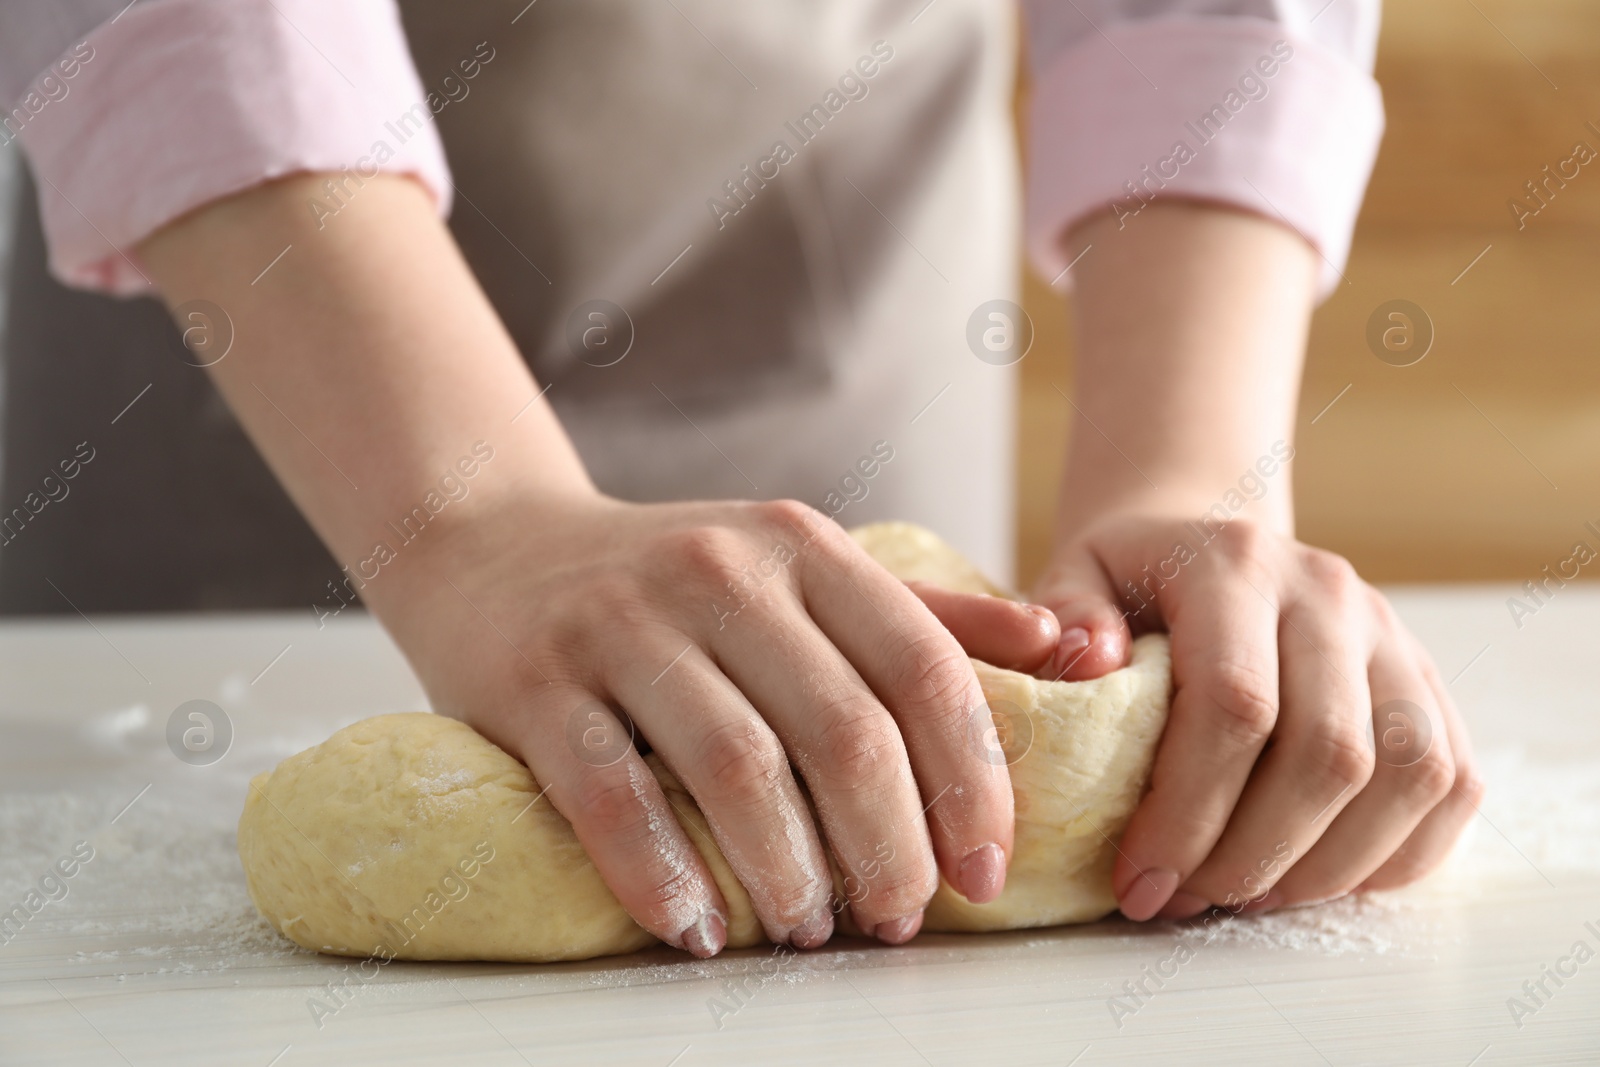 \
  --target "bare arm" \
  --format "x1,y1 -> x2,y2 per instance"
1052,202 -> 1307,546
138,173 -> 594,561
